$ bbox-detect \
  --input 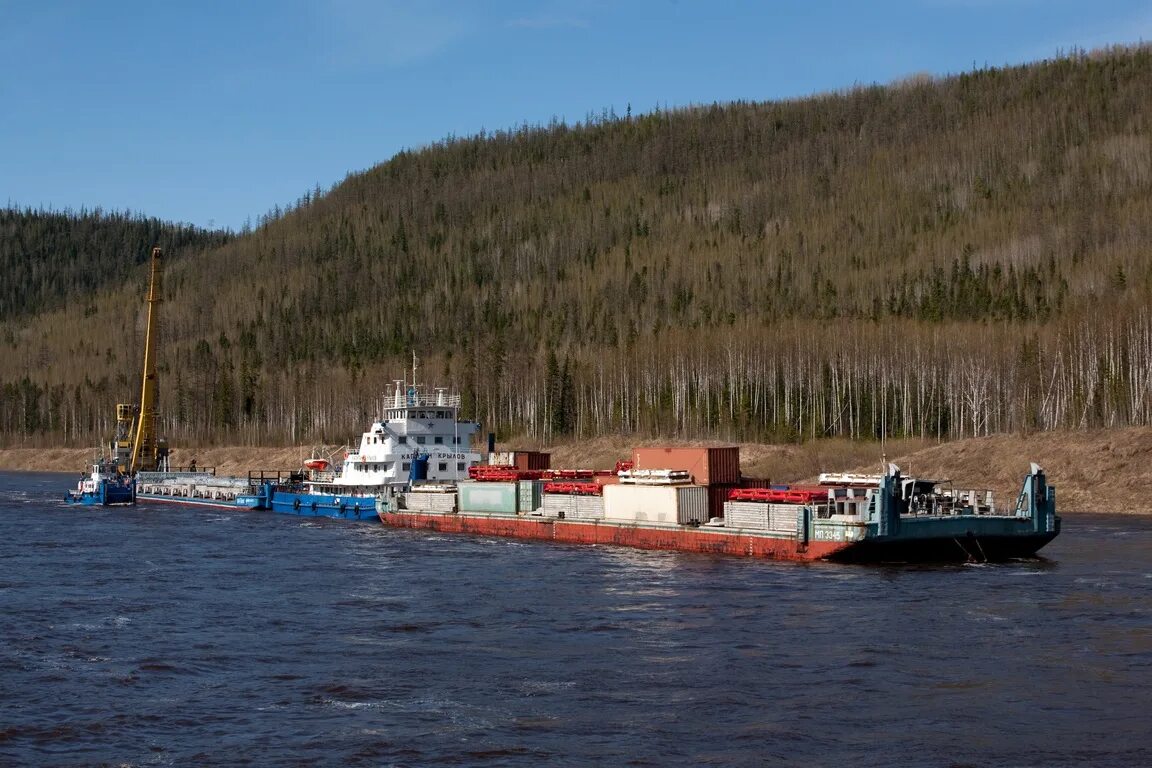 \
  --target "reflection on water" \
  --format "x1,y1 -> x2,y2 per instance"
1,471 -> 1150,767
